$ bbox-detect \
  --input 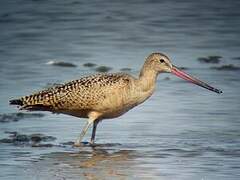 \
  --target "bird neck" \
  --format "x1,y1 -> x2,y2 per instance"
138,64 -> 158,92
